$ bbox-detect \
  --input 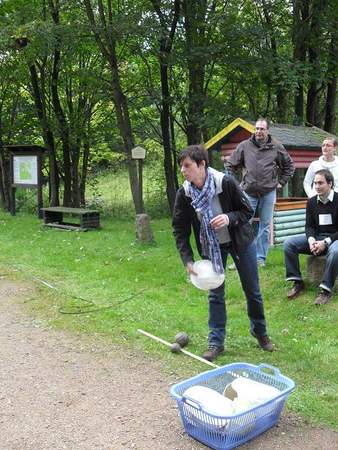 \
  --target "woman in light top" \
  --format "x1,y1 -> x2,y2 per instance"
303,138 -> 338,197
